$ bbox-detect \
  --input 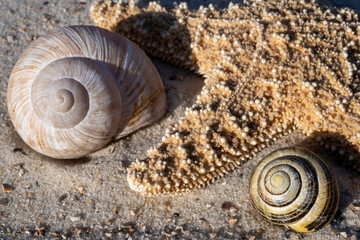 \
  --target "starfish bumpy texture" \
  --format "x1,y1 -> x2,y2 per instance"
91,0 -> 360,195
